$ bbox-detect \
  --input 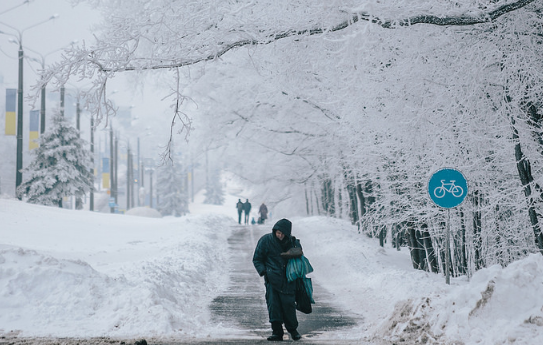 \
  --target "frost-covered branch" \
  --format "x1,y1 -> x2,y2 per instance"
100,0 -> 537,72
